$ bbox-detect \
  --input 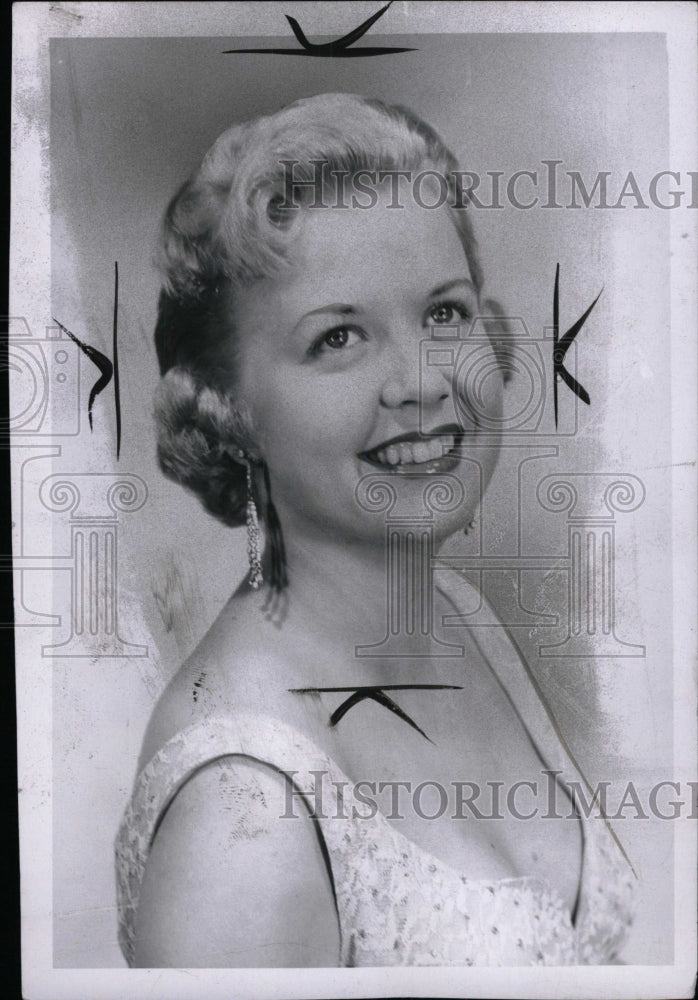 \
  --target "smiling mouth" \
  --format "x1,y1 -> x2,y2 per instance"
358,424 -> 465,473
